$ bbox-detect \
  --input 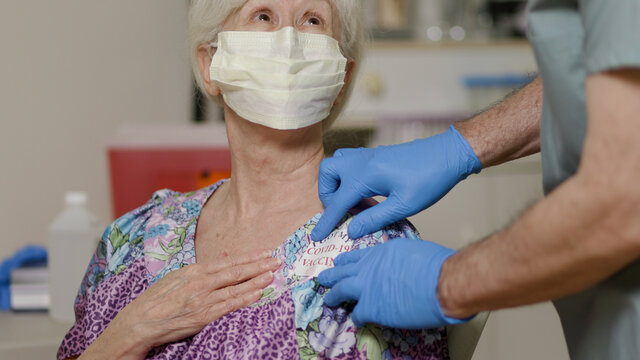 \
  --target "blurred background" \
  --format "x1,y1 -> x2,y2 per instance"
0,0 -> 569,359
